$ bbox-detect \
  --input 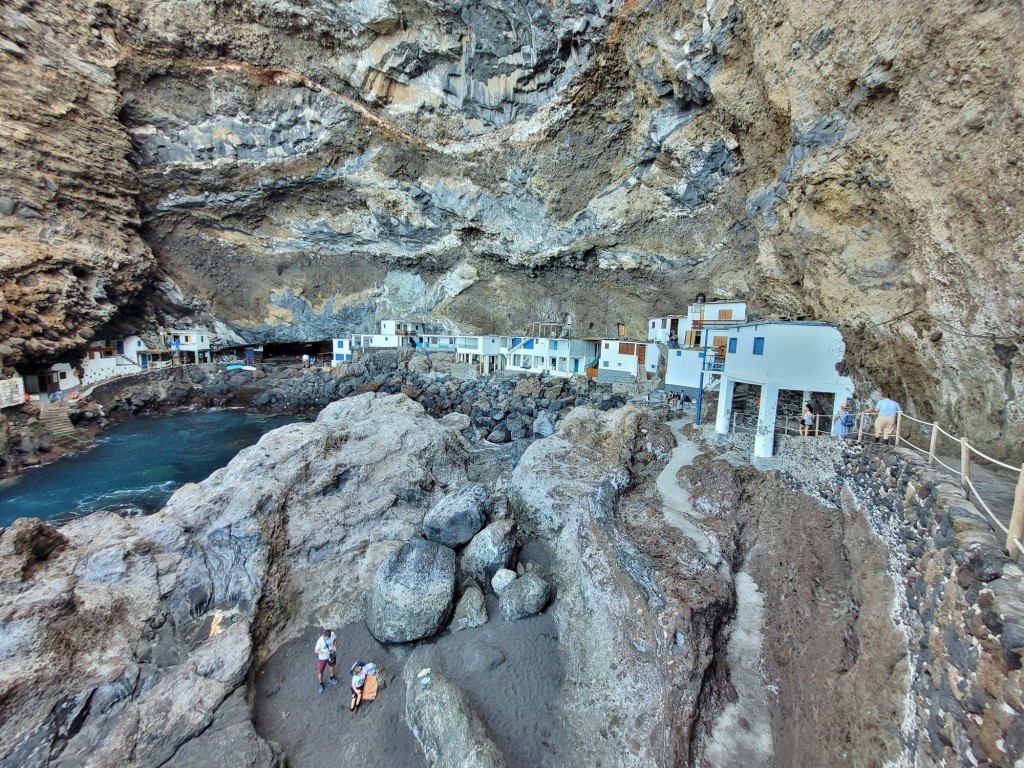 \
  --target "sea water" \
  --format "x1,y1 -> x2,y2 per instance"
0,409 -> 298,526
